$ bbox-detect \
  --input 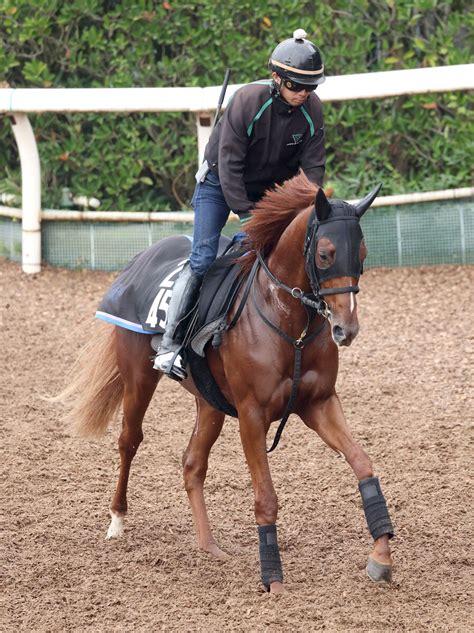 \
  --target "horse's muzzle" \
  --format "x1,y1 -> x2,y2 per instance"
331,323 -> 359,347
